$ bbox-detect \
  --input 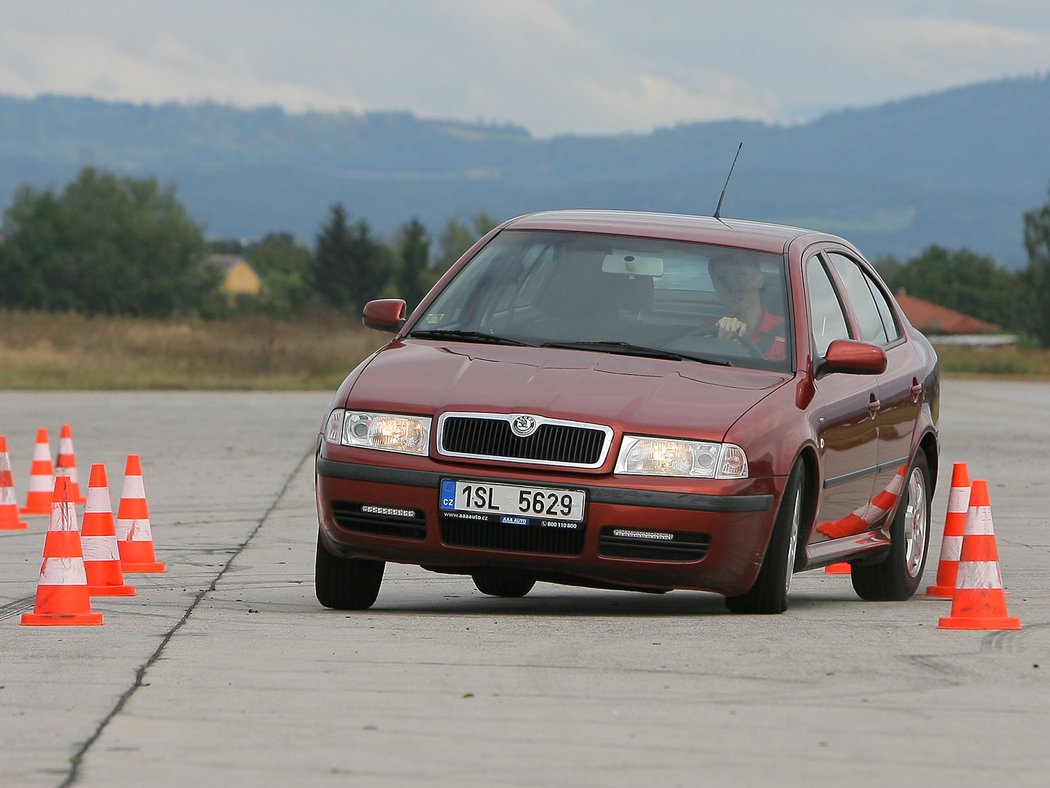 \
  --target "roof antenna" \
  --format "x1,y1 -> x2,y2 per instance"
713,142 -> 743,222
